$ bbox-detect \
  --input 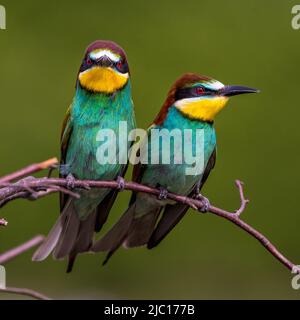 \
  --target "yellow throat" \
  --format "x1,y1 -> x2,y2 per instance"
79,66 -> 129,94
175,96 -> 229,122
